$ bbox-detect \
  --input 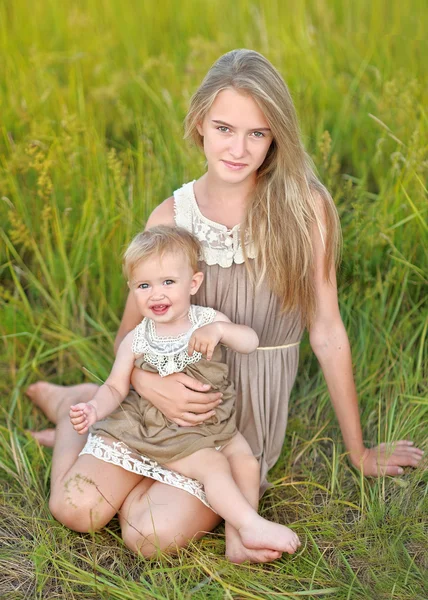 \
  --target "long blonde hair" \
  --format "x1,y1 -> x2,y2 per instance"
184,49 -> 341,327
